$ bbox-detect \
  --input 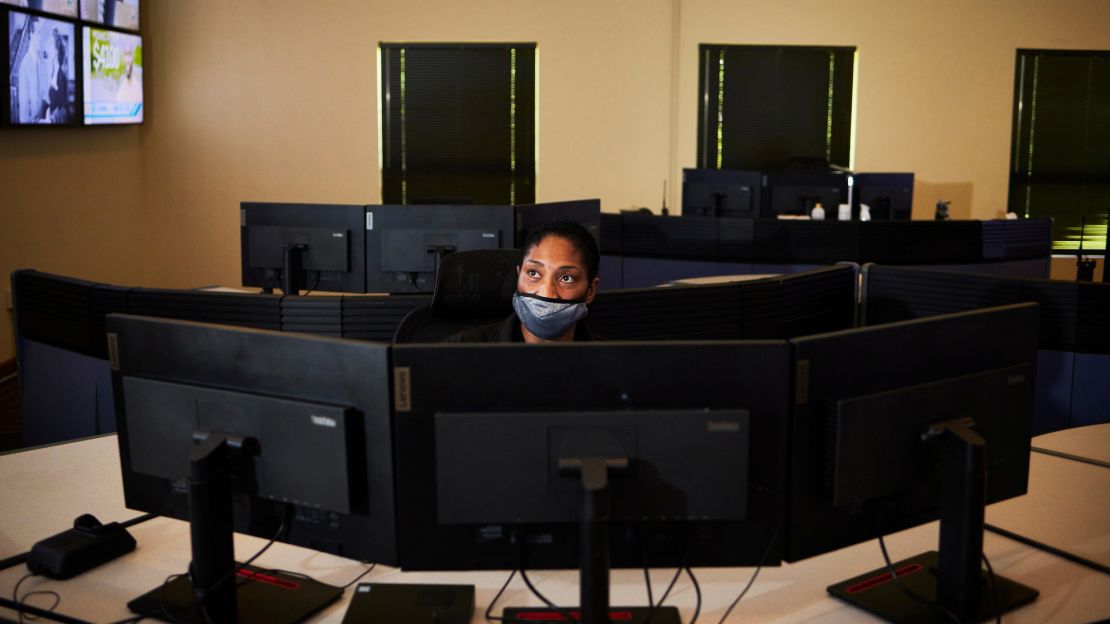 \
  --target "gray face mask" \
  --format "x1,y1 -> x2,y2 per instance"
512,292 -> 589,340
